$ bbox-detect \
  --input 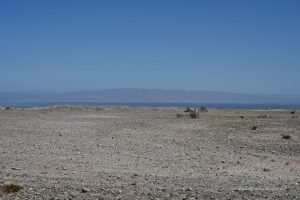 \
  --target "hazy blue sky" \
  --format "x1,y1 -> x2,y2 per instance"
0,0 -> 299,94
